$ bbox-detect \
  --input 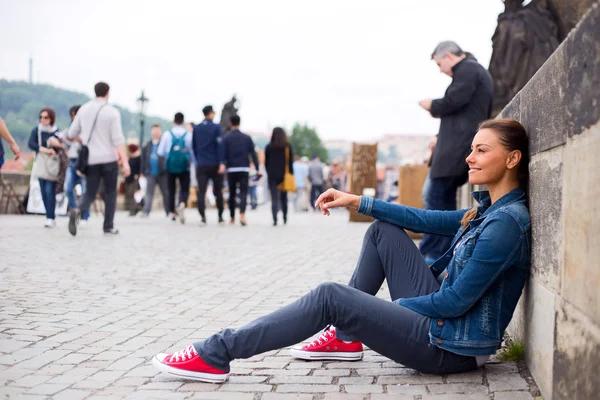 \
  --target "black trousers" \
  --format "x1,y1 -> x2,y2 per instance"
194,221 -> 477,375
166,171 -> 190,213
196,165 -> 224,219
78,162 -> 118,231
269,181 -> 288,223
227,171 -> 249,218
